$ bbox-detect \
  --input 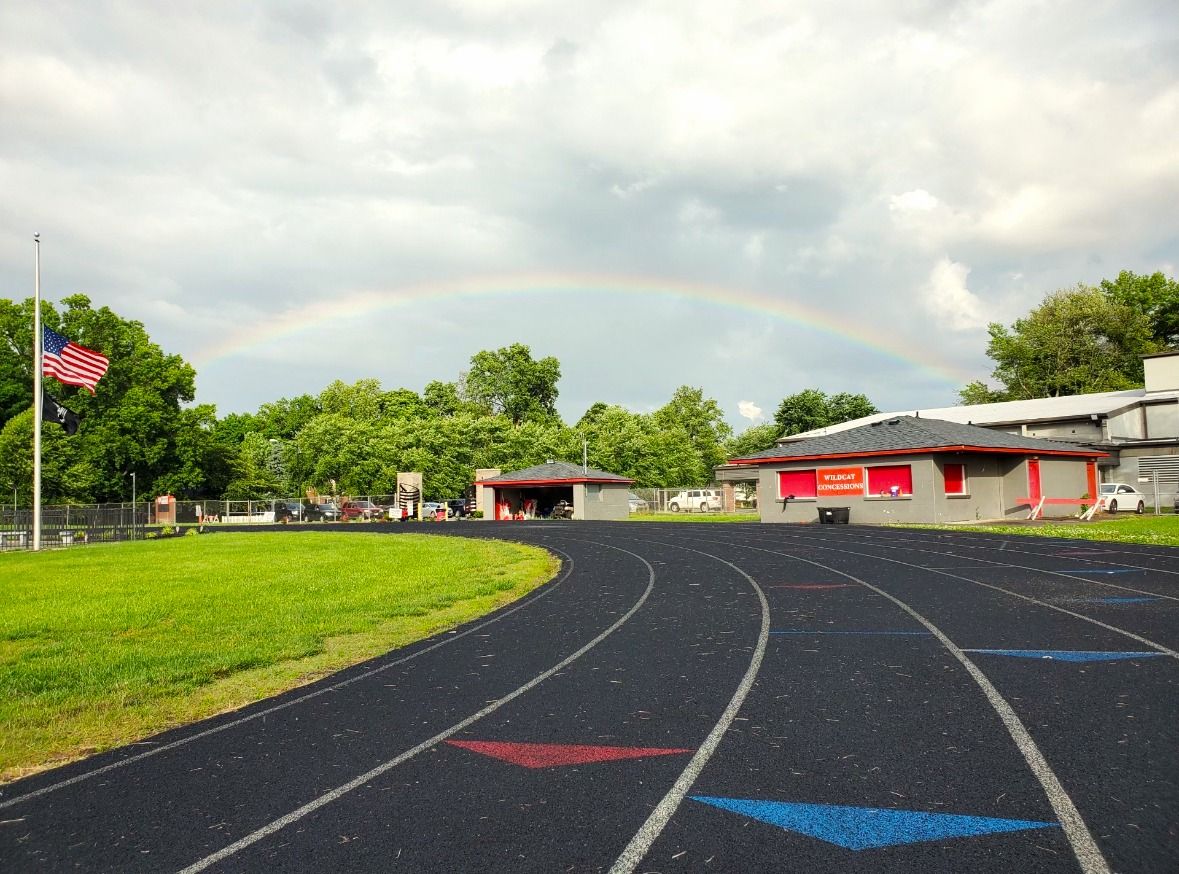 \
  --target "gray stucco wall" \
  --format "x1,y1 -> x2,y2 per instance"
757,452 -> 1093,524
998,456 -> 1093,518
756,454 -> 966,524
936,456 -> 1005,522
1024,421 -> 1104,442
1145,401 -> 1179,439
579,483 -> 631,521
